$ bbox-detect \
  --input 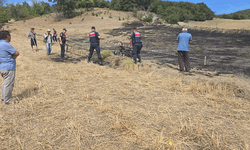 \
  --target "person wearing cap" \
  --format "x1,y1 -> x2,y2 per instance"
59,28 -> 68,58
129,27 -> 143,64
53,28 -> 57,42
28,28 -> 38,51
176,28 -> 192,72
0,31 -> 20,104
88,26 -> 103,65
44,29 -> 54,55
